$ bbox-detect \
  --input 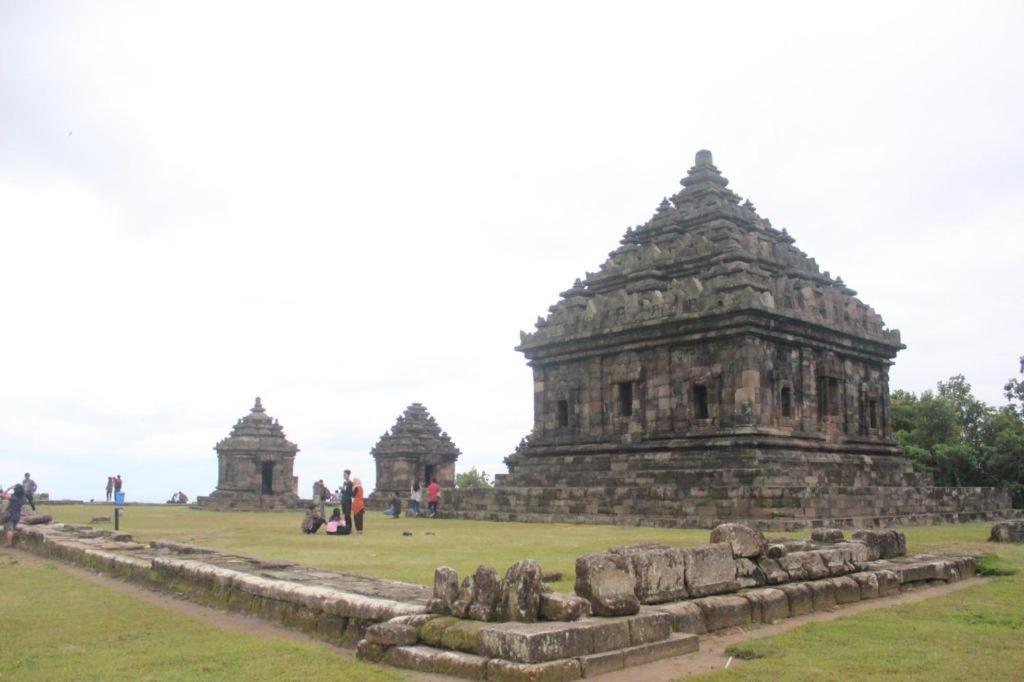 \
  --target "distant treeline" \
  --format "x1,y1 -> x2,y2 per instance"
894,365 -> 1024,508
